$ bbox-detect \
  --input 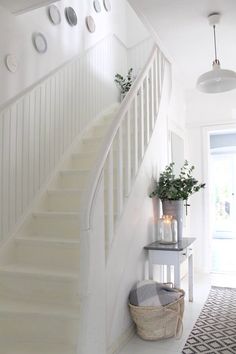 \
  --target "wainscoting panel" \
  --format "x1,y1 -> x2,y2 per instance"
0,35 -> 152,243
